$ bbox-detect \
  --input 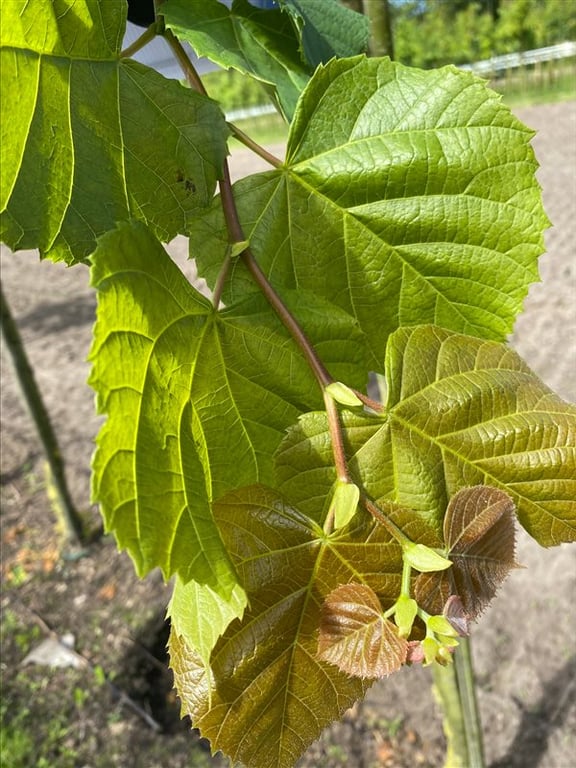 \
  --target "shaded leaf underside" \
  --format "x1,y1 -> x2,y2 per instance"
164,0 -> 310,120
